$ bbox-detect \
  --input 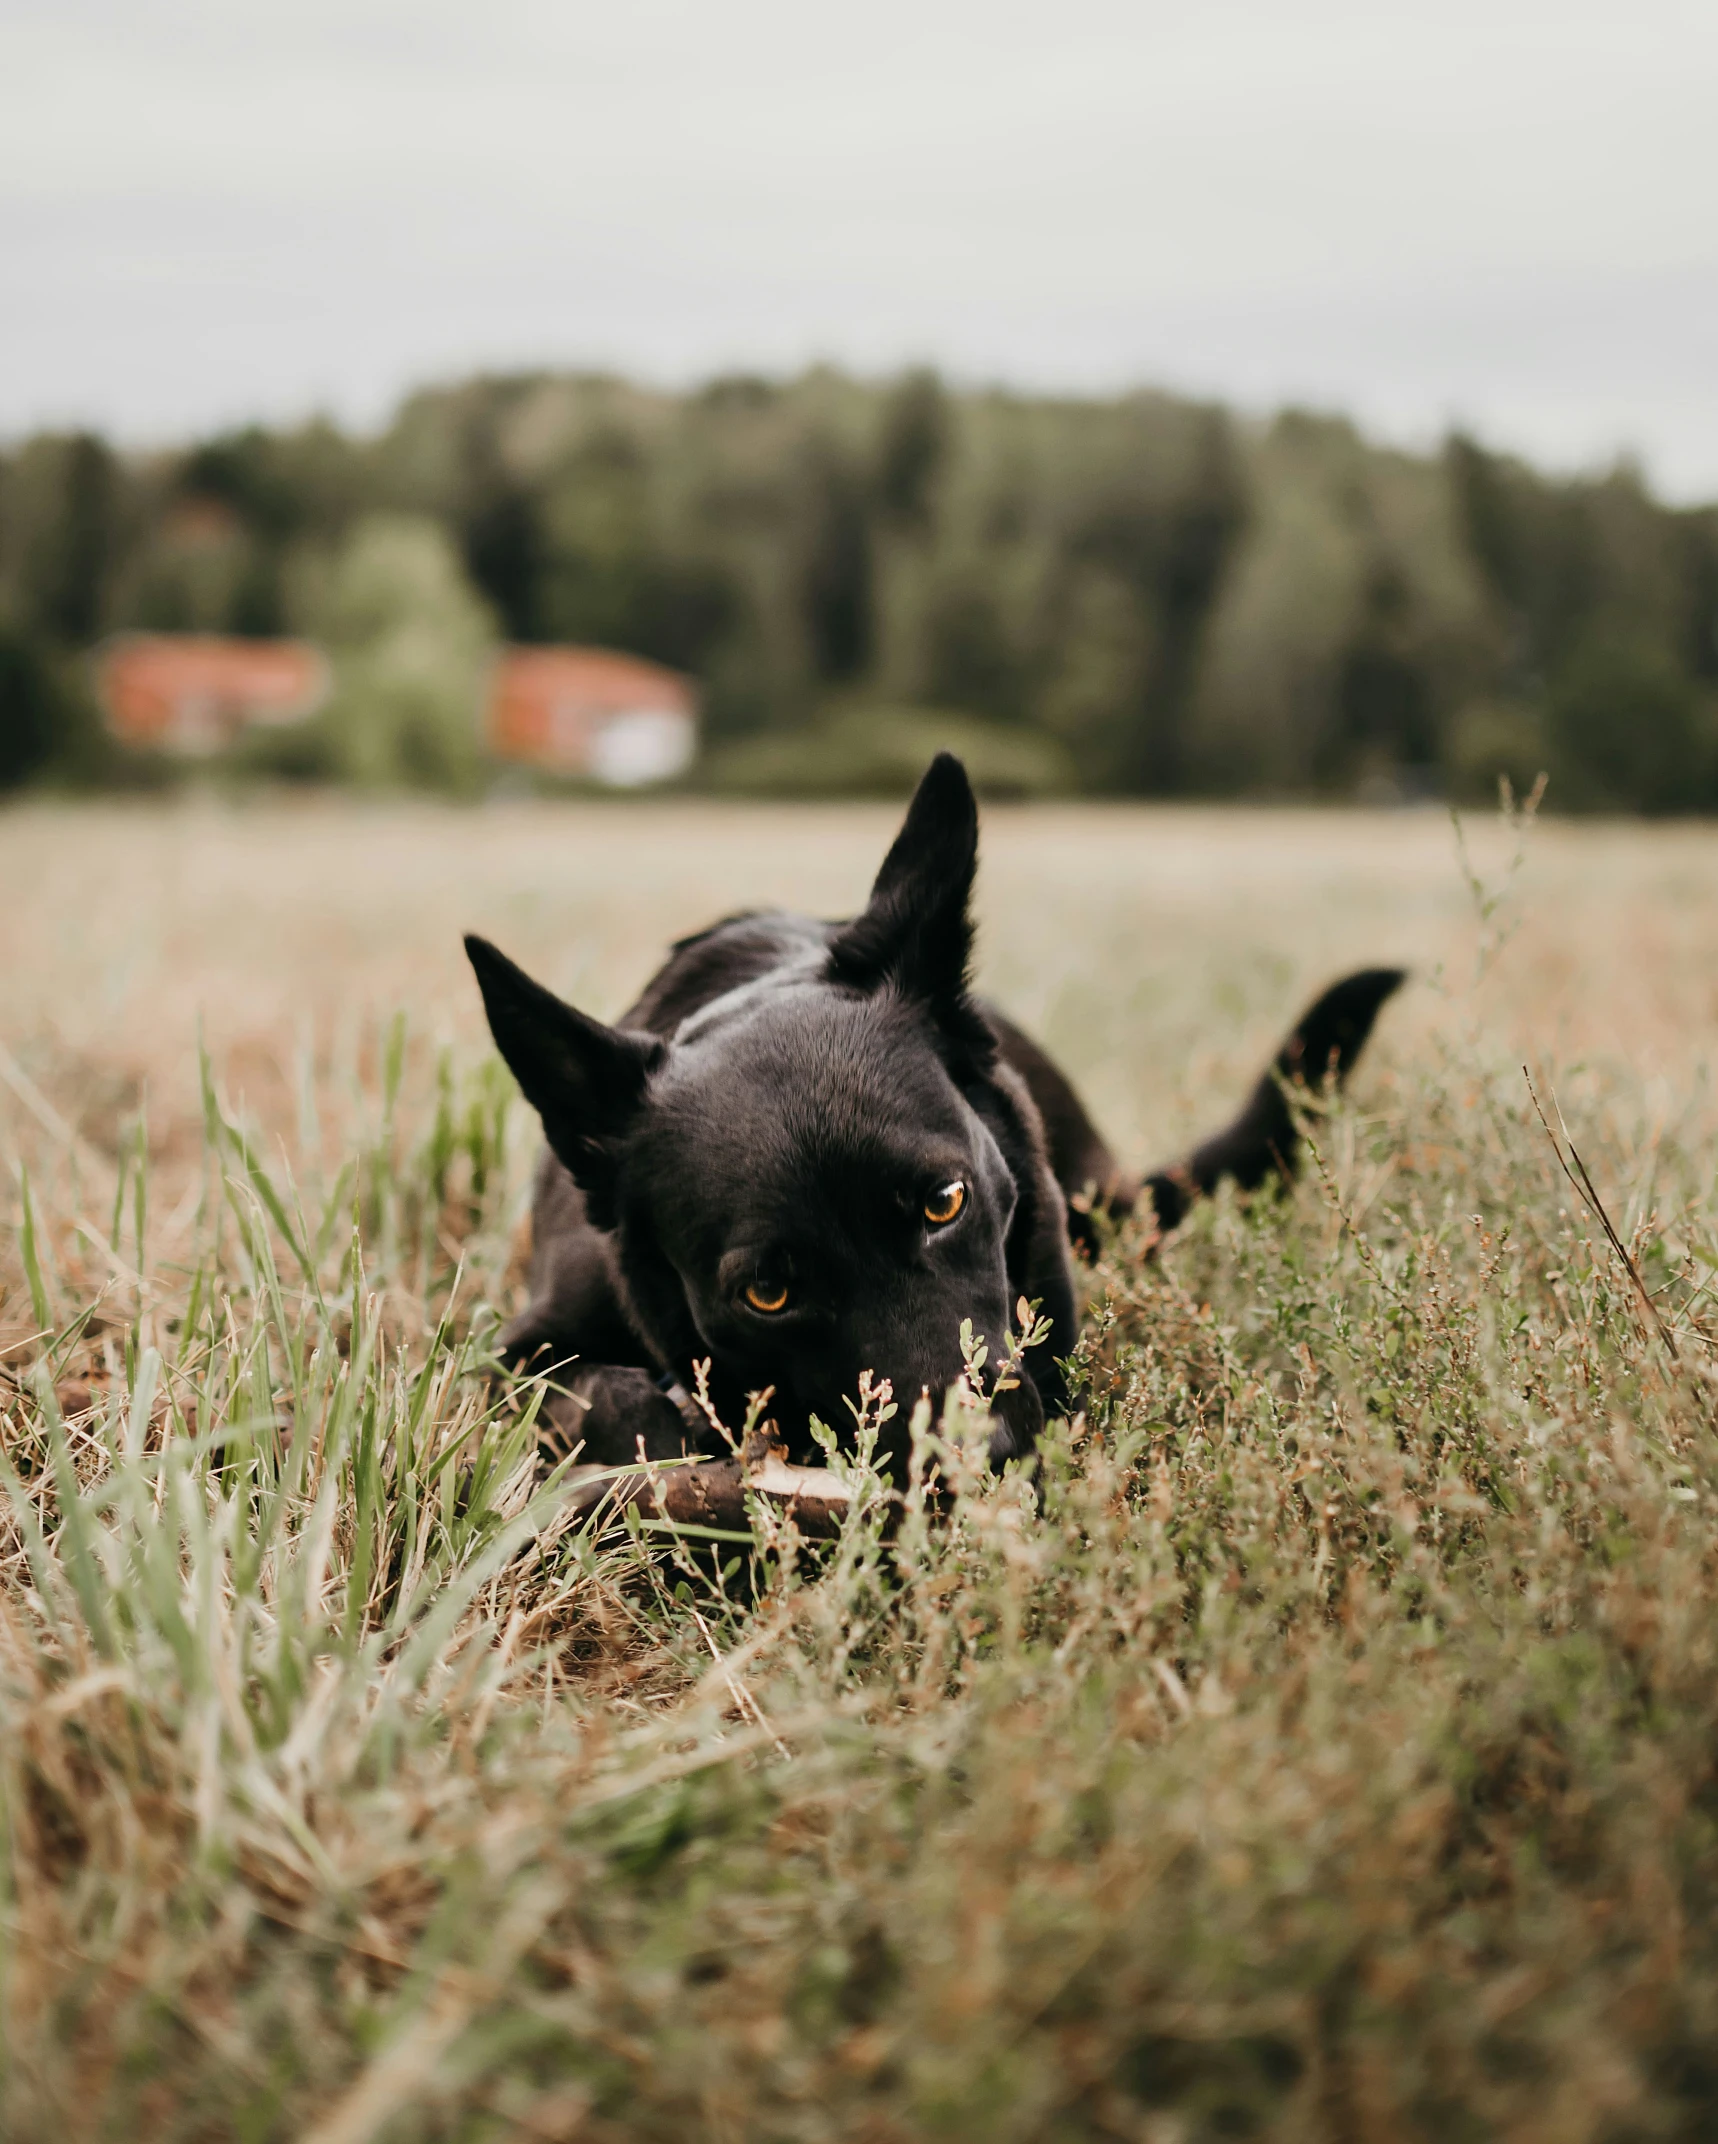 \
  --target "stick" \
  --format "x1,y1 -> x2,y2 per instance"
566,1450 -> 855,1538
